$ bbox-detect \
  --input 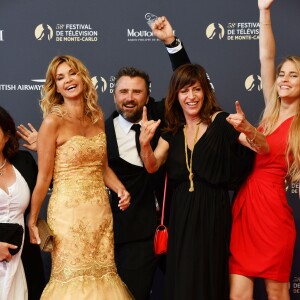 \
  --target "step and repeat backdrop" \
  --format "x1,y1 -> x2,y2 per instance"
1,0 -> 300,299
